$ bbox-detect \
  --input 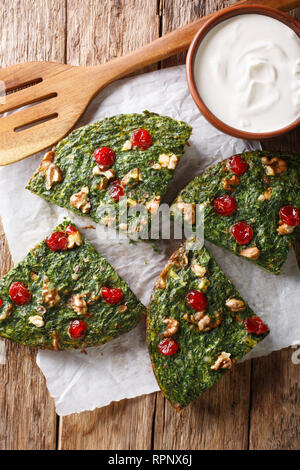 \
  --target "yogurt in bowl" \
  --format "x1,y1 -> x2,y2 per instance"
186,5 -> 300,139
